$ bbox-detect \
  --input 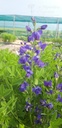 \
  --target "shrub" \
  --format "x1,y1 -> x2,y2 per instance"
41,37 -> 62,44
0,49 -> 25,128
19,36 -> 27,41
1,32 -> 16,43
52,38 -> 62,43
